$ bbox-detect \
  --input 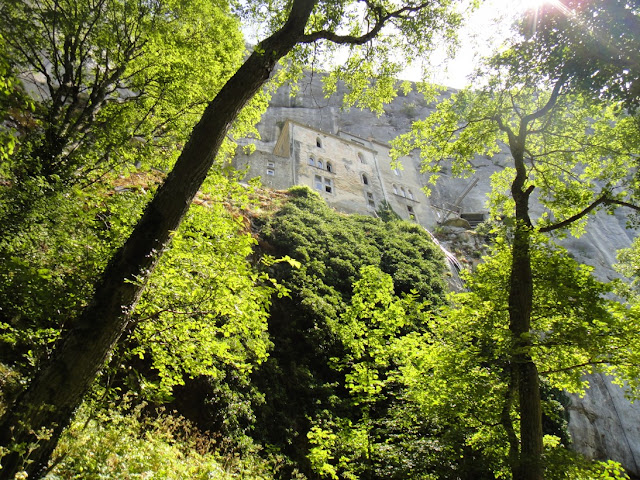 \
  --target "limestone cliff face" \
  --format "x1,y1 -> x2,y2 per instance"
238,74 -> 640,476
